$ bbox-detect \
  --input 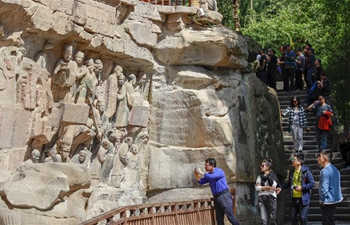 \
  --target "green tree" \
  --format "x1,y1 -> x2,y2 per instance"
240,0 -> 350,129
